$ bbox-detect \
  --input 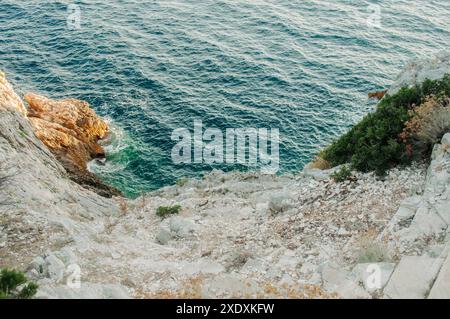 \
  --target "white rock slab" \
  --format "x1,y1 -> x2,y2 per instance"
384,256 -> 443,299
428,248 -> 450,298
